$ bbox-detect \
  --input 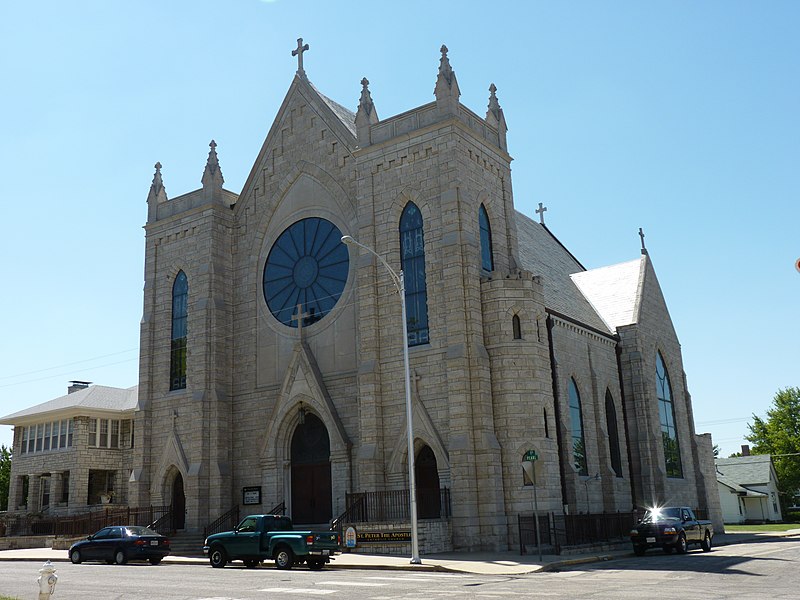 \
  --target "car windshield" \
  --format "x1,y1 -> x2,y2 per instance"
642,507 -> 681,522
125,526 -> 159,536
